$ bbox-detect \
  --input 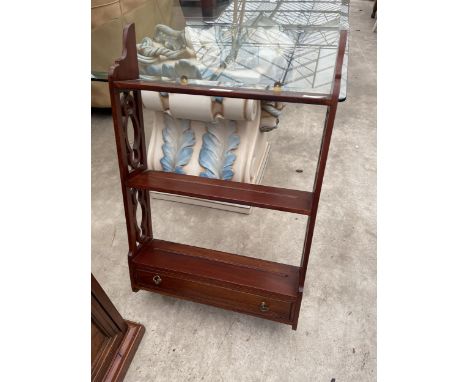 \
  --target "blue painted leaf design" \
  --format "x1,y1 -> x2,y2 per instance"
160,115 -> 195,174
199,121 -> 240,180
